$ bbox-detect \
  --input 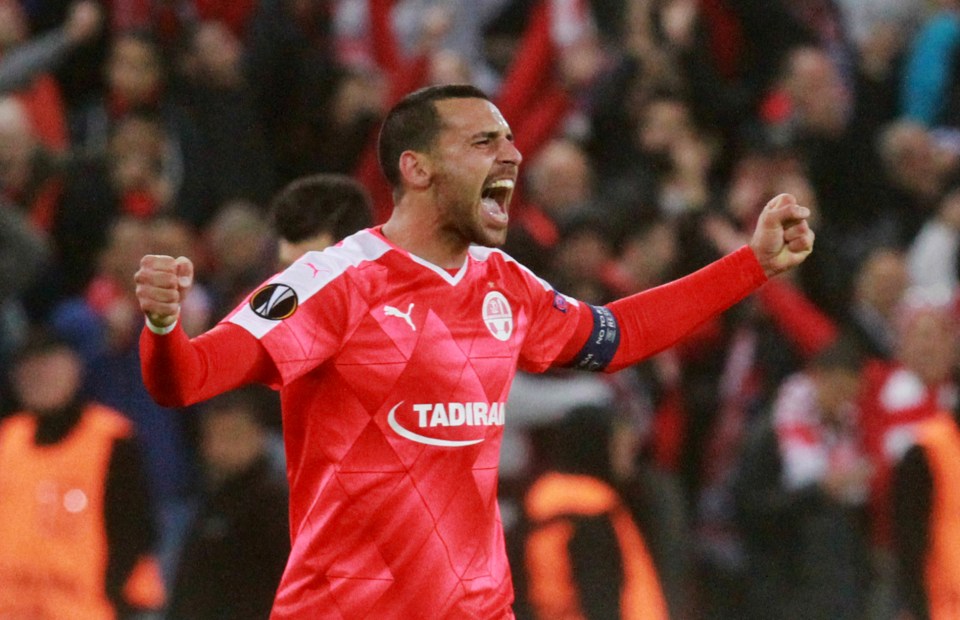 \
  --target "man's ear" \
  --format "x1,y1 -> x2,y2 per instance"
399,150 -> 432,191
